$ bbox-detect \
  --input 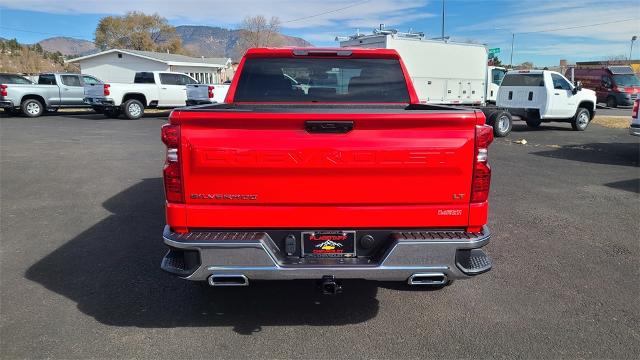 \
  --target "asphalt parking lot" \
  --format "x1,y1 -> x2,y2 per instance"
1,112 -> 639,359
595,105 -> 634,117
